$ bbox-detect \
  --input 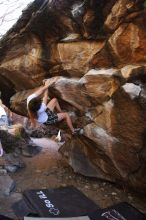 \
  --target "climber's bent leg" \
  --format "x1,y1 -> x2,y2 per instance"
47,98 -> 62,113
57,112 -> 74,133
